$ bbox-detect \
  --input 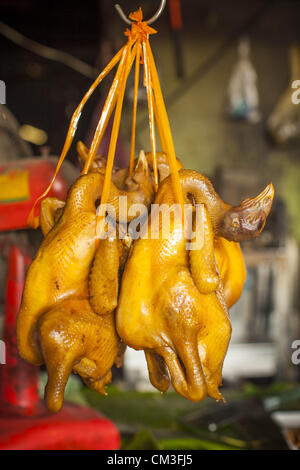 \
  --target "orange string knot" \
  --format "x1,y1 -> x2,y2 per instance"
125,8 -> 157,42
